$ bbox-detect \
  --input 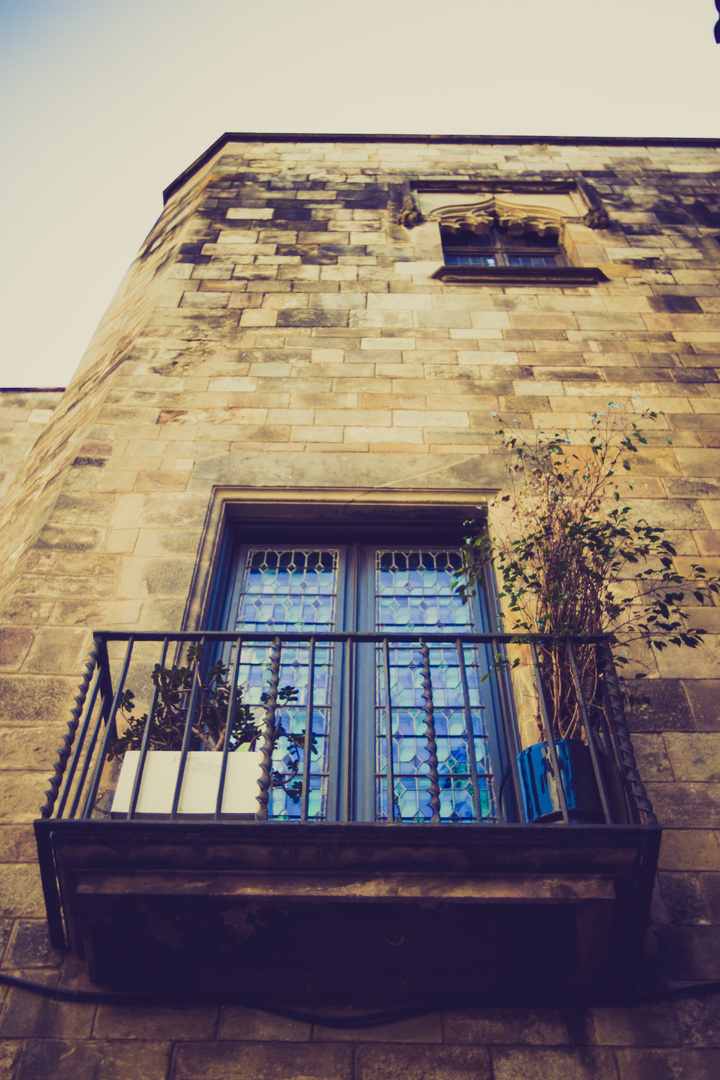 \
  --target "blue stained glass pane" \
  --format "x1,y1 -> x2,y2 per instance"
233,548 -> 339,819
445,254 -> 497,266
506,255 -> 558,267
374,549 -> 496,823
